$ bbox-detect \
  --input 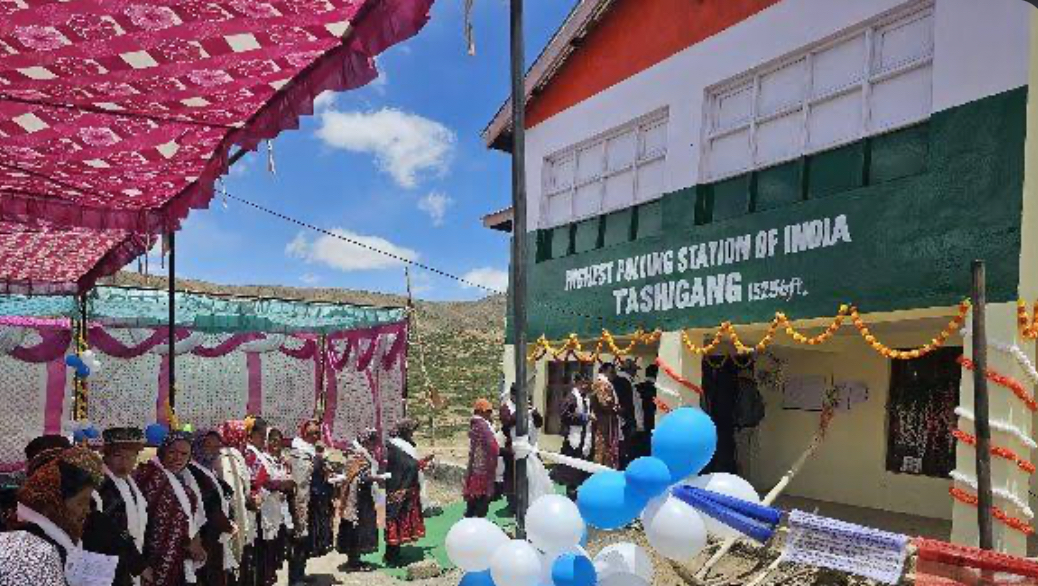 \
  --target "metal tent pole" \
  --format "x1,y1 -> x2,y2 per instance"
972,260 -> 993,550
168,230 -> 177,414
509,0 -> 530,536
